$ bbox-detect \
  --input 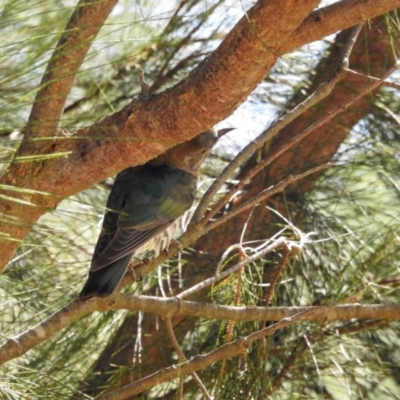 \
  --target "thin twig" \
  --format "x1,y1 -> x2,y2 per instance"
135,65 -> 150,98
341,24 -> 363,68
263,246 -> 291,305
218,250 -> 245,388
164,318 -> 212,400
346,69 -> 400,90
176,237 -> 289,300
204,164 -> 332,234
